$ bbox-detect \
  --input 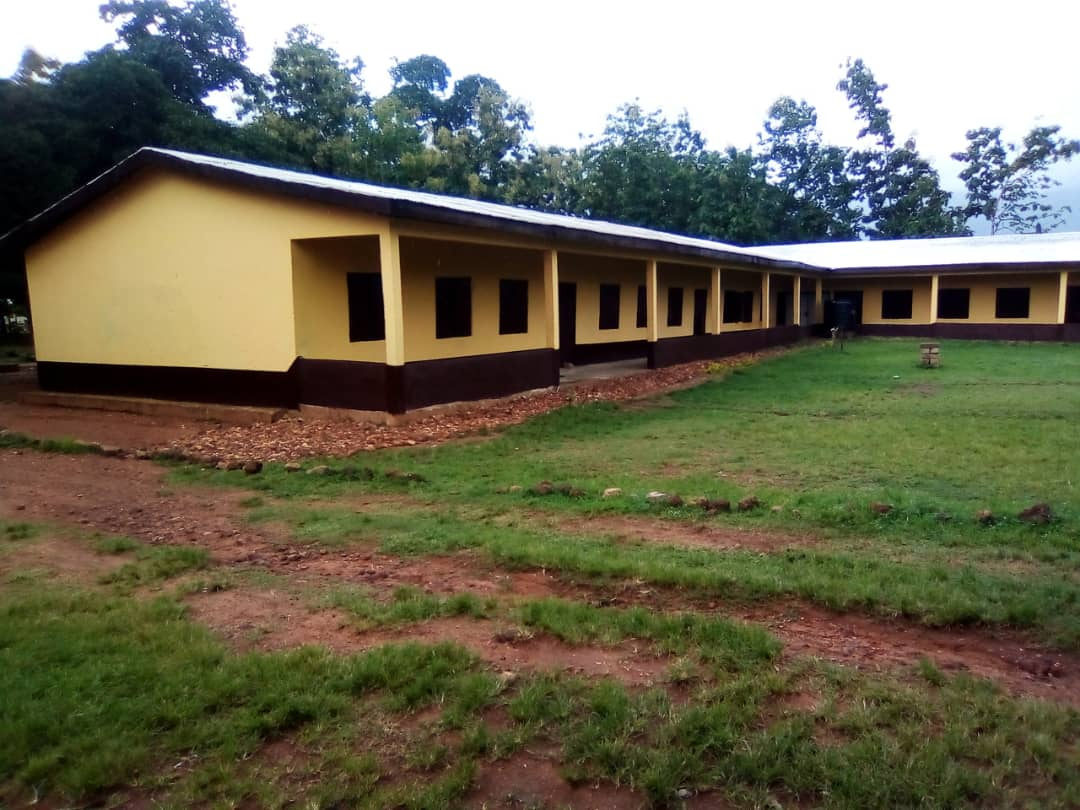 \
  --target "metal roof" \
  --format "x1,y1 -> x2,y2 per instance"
755,231 -> 1080,273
